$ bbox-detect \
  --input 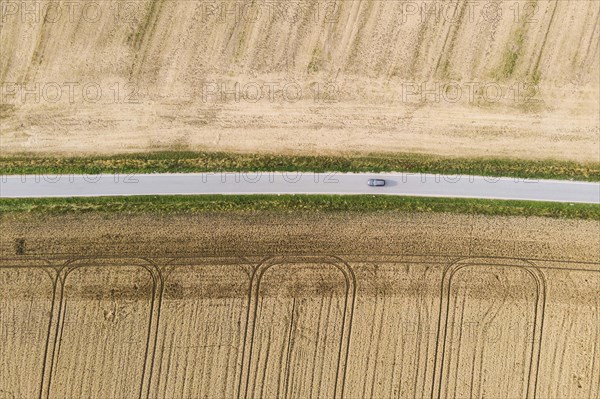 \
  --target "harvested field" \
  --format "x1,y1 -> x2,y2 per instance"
1,212 -> 599,398
1,0 -> 599,161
